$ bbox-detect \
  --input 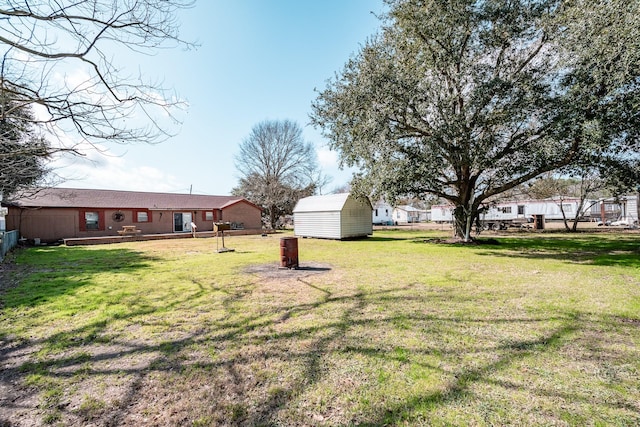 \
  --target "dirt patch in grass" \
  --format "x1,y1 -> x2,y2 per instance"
243,261 -> 333,280
0,251 -> 22,304
244,261 -> 338,309
1,253 -> 45,427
